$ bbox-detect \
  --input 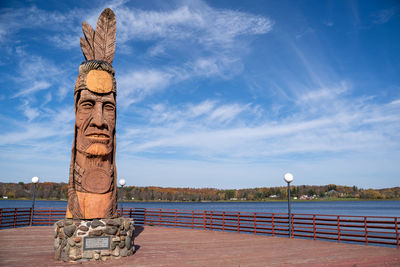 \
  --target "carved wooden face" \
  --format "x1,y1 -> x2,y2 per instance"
75,89 -> 116,156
